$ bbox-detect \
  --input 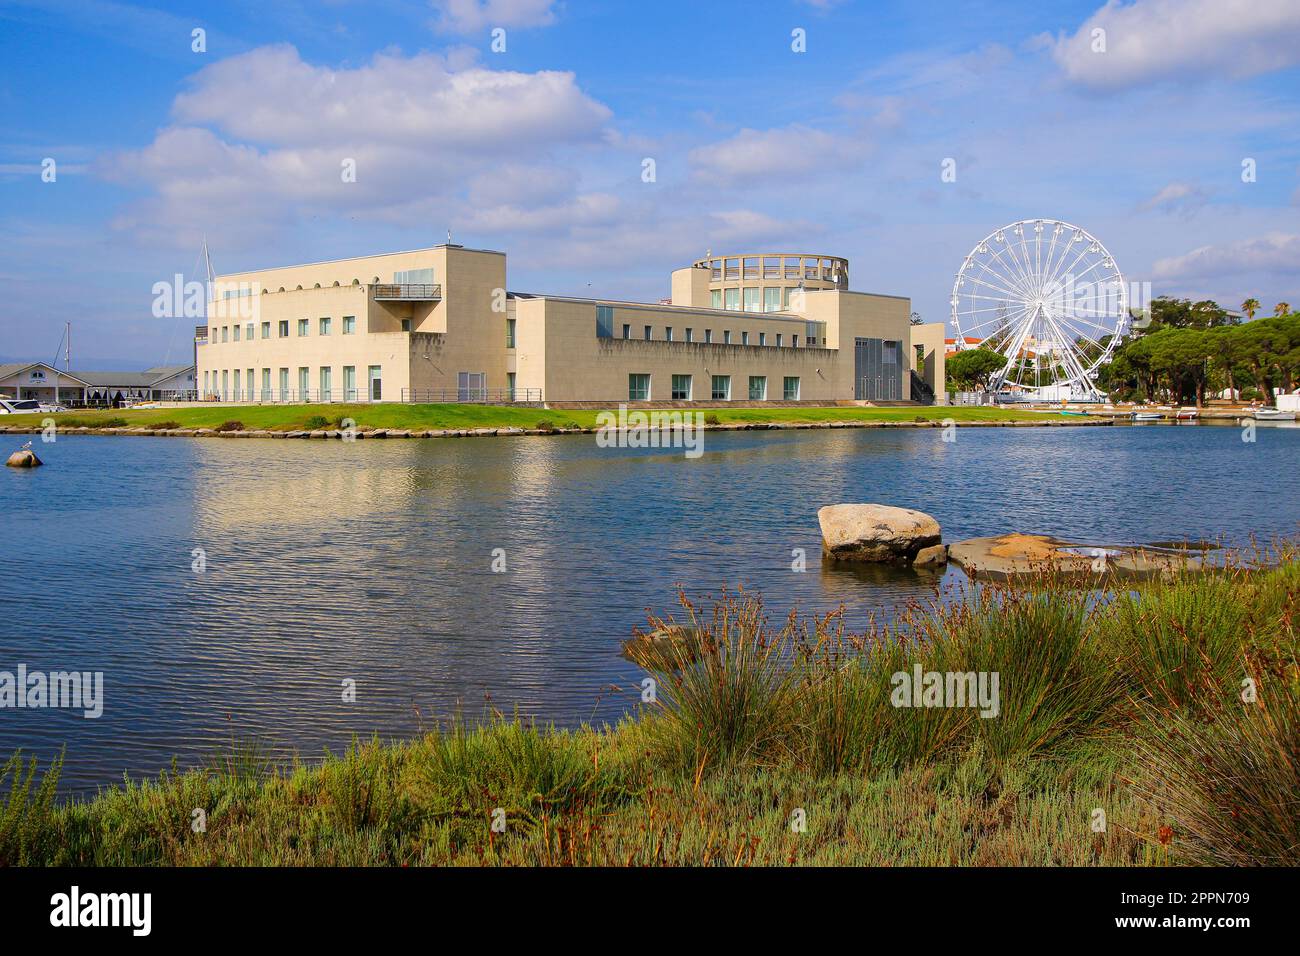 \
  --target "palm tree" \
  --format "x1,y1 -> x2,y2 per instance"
1275,302 -> 1291,317
1241,297 -> 1260,320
